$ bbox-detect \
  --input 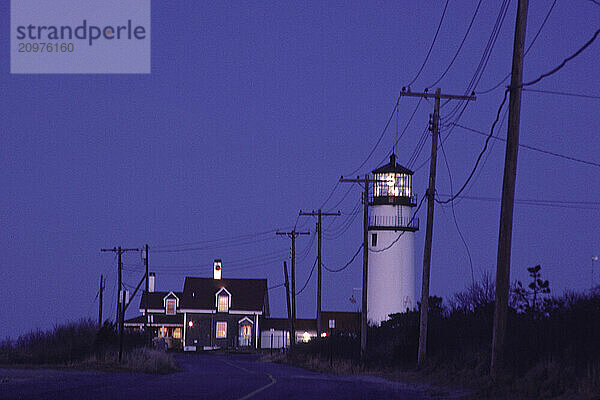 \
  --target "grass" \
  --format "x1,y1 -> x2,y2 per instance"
0,319 -> 179,374
75,348 -> 179,374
